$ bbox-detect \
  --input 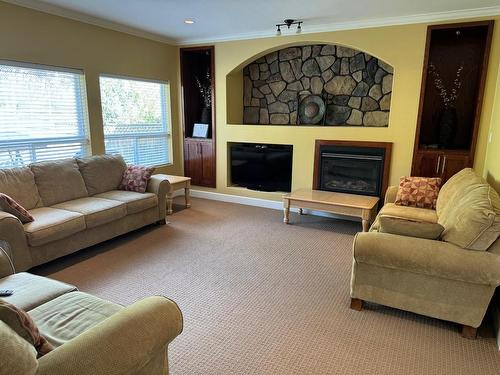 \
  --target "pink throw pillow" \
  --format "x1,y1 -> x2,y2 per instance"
0,193 -> 34,223
395,176 -> 442,209
0,300 -> 54,356
119,165 -> 155,193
